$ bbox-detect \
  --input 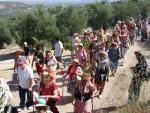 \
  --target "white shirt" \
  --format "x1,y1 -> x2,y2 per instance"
54,41 -> 64,57
18,65 -> 34,89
